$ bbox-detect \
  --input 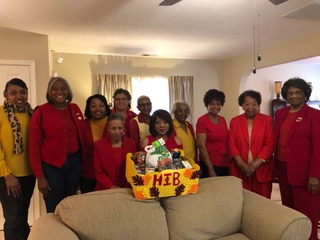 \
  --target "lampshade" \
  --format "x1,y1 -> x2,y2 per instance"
274,81 -> 282,97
